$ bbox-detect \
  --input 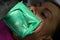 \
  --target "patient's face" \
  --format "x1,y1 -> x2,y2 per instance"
0,1 -> 60,40
14,2 -> 60,40
28,2 -> 60,40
